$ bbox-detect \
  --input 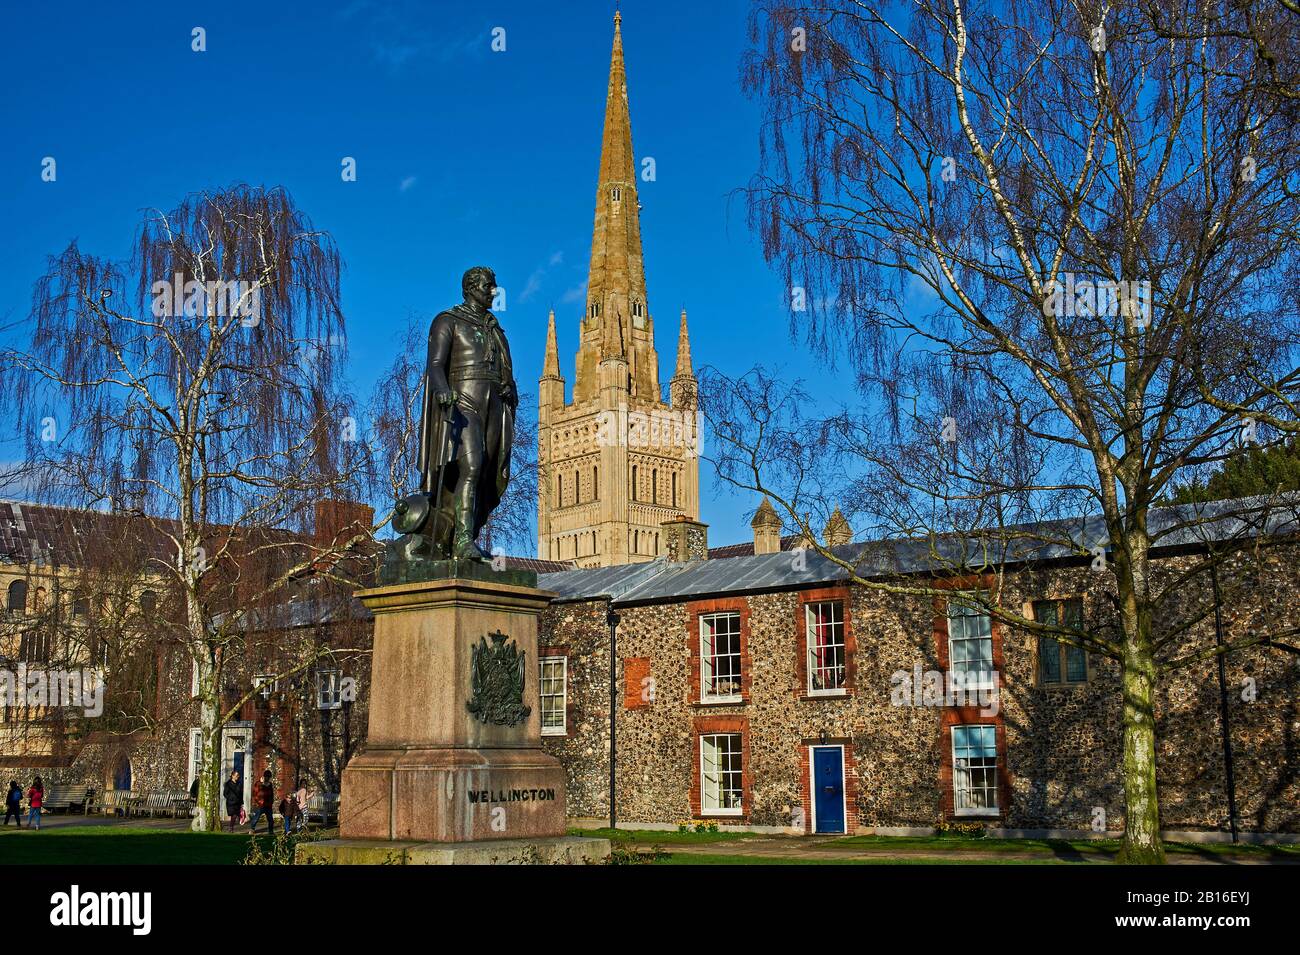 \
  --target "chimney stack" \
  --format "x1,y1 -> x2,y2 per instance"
315,499 -> 375,545
822,506 -> 852,549
751,497 -> 782,555
662,515 -> 709,562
